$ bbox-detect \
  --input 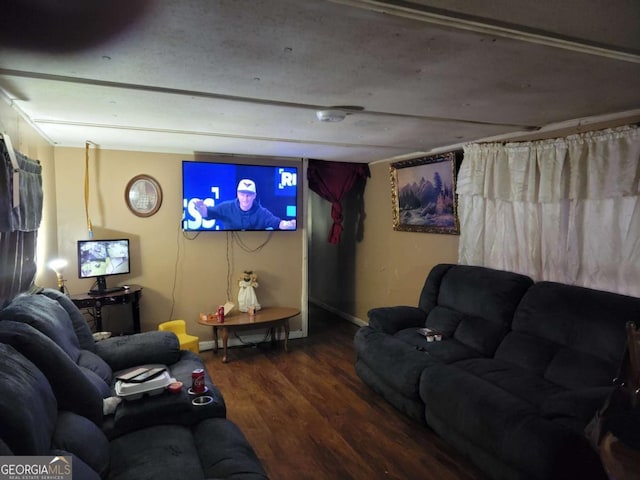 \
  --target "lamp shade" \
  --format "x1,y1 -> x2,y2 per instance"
48,258 -> 68,273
